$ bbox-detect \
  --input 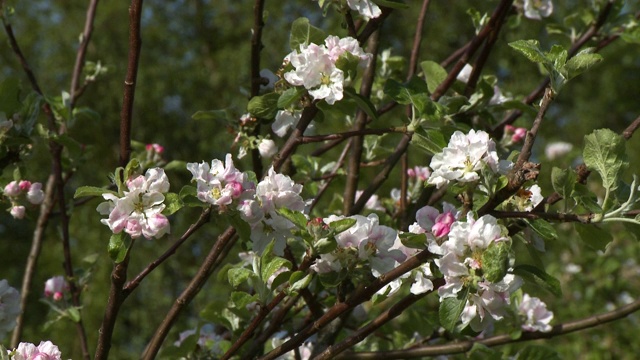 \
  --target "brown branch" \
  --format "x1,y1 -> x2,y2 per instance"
142,227 -> 237,359
309,141 -> 351,213
489,210 -> 594,224
122,207 -> 212,295
340,296 -> 640,359
249,0 -> 266,178
259,249 -> 436,360
623,114 -> 640,140
94,1 -> 144,358
299,127 -> 402,144
69,0 -> 100,108
316,278 -> 445,360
